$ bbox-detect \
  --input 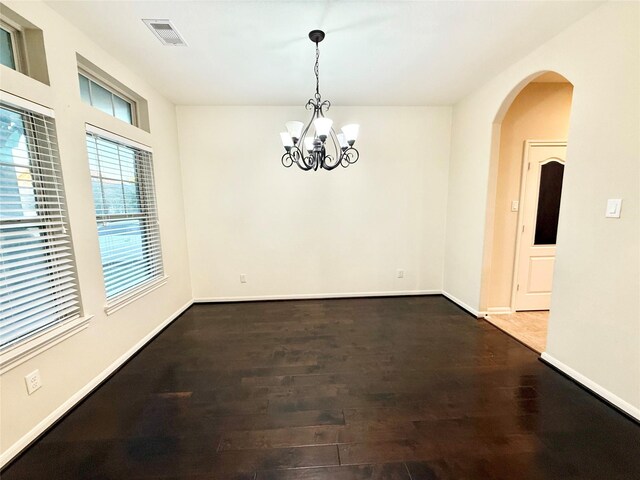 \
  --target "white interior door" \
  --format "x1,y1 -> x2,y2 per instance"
515,142 -> 566,311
